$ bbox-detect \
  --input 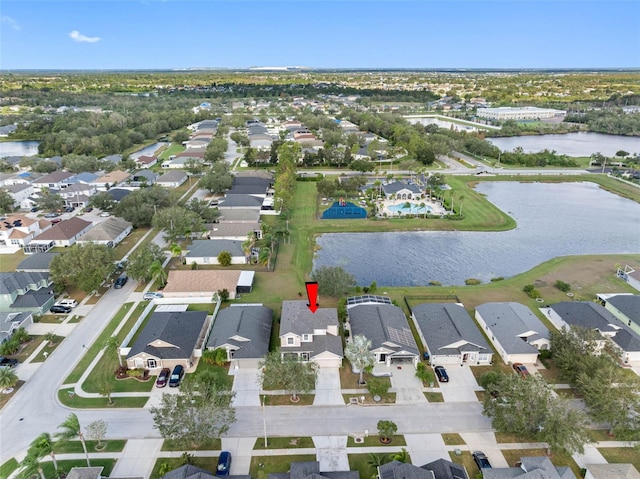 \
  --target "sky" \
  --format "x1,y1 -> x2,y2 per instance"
1,1 -> 639,70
